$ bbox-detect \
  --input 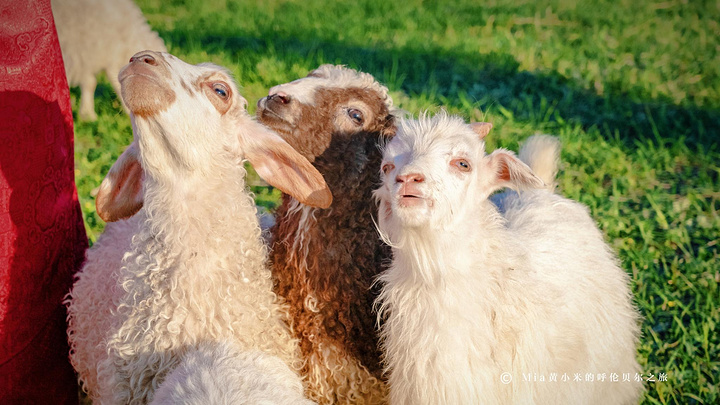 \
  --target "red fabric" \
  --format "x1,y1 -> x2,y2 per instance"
0,0 -> 88,403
